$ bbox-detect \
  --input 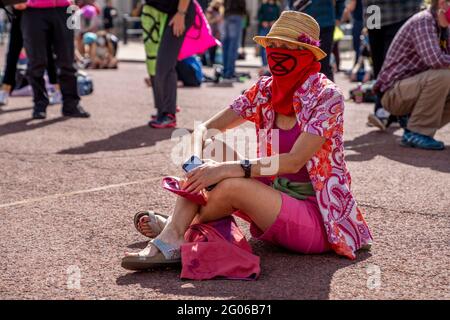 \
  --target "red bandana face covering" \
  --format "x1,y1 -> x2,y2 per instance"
266,47 -> 321,116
